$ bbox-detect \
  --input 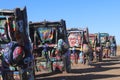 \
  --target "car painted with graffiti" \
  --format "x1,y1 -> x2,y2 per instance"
98,33 -> 110,58
0,7 -> 35,80
29,19 -> 71,73
67,28 -> 93,65
90,33 -> 102,62
109,36 -> 117,56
